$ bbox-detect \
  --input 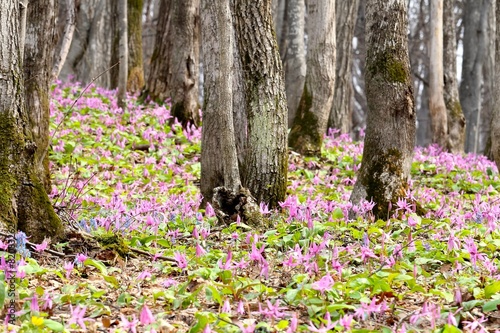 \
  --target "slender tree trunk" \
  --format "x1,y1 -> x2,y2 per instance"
443,0 -> 465,153
329,0 -> 359,133
283,0 -> 306,127
273,0 -> 288,60
60,0 -> 115,87
52,0 -> 75,80
491,0 -> 500,169
352,0 -> 368,139
127,0 -> 145,94
200,0 -> 241,203
349,0 -> 416,219
24,0 -> 58,193
117,0 -> 128,109
289,0 -> 336,156
141,0 -> 159,80
429,0 -> 448,147
235,0 -> 288,208
460,0 -> 488,153
146,0 -> 201,127
0,0 -> 62,242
